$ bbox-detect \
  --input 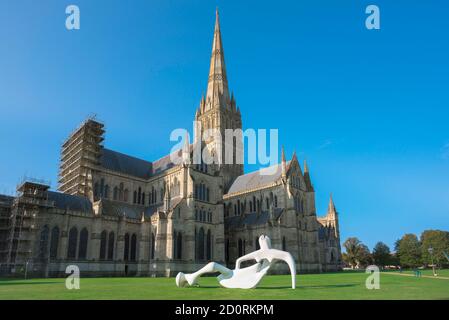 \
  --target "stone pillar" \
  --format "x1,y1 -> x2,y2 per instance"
137,219 -> 150,275
213,204 -> 225,264
116,216 -> 127,274
89,216 -> 102,261
184,198 -> 196,262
